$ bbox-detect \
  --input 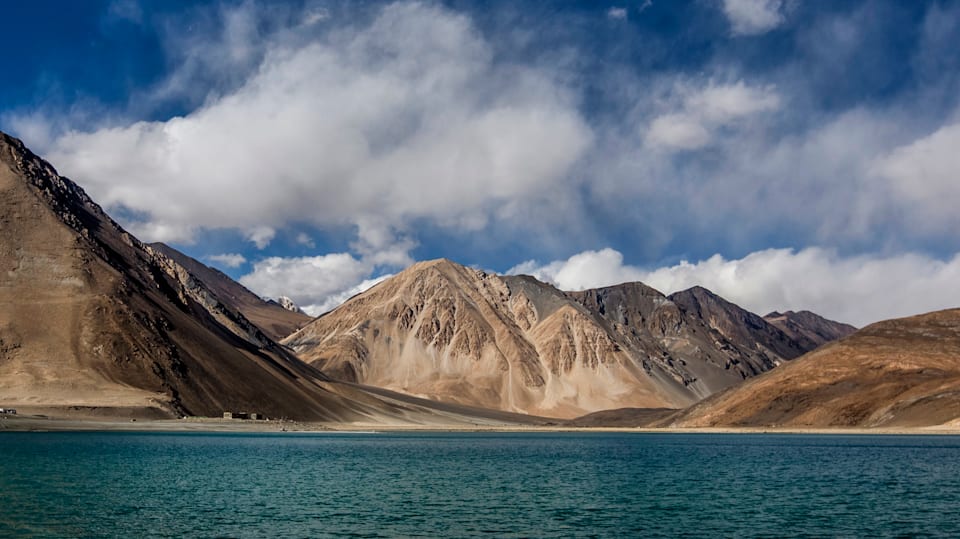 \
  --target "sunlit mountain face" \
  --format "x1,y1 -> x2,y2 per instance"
2,0 -> 959,328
